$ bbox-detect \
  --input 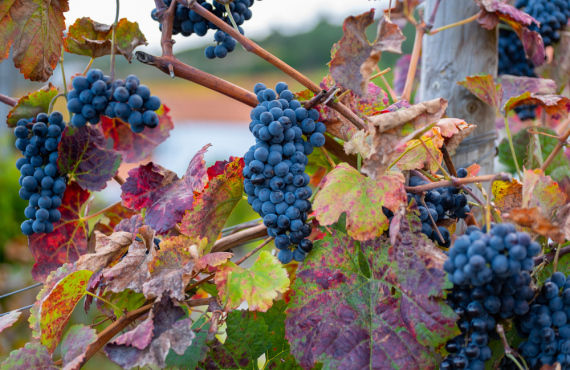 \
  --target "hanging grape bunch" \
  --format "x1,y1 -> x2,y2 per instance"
150,0 -> 253,59
14,112 -> 67,235
440,224 -> 541,370
498,0 -> 570,120
243,82 -> 326,264
66,69 -> 162,133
